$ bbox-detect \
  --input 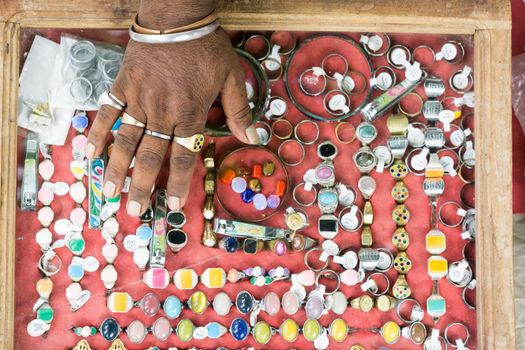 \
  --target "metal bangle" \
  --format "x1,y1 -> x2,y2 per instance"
335,122 -> 356,144
321,53 -> 349,79
293,182 -> 318,207
272,119 -> 293,140
129,21 -> 220,44
298,68 -> 327,97
69,40 -> 97,70
361,32 -> 391,57
278,139 -> 305,167
144,129 -> 172,141
396,298 -> 423,324
371,65 -> 396,91
294,120 -> 320,145
69,77 -> 93,103
315,269 -> 341,295
398,92 -> 424,118
365,272 -> 390,296
412,45 -> 436,69
304,247 -> 329,272
387,44 -> 412,70
438,201 -> 465,228
338,205 -> 363,232
444,322 -> 471,348
254,120 -> 273,146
